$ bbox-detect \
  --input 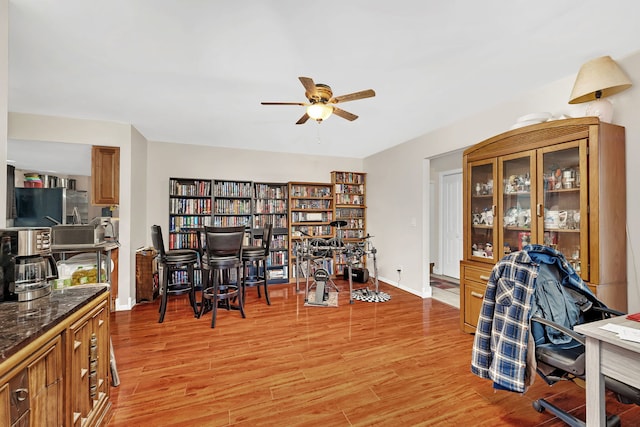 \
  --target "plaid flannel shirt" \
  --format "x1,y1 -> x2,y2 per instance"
470,245 -> 593,393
